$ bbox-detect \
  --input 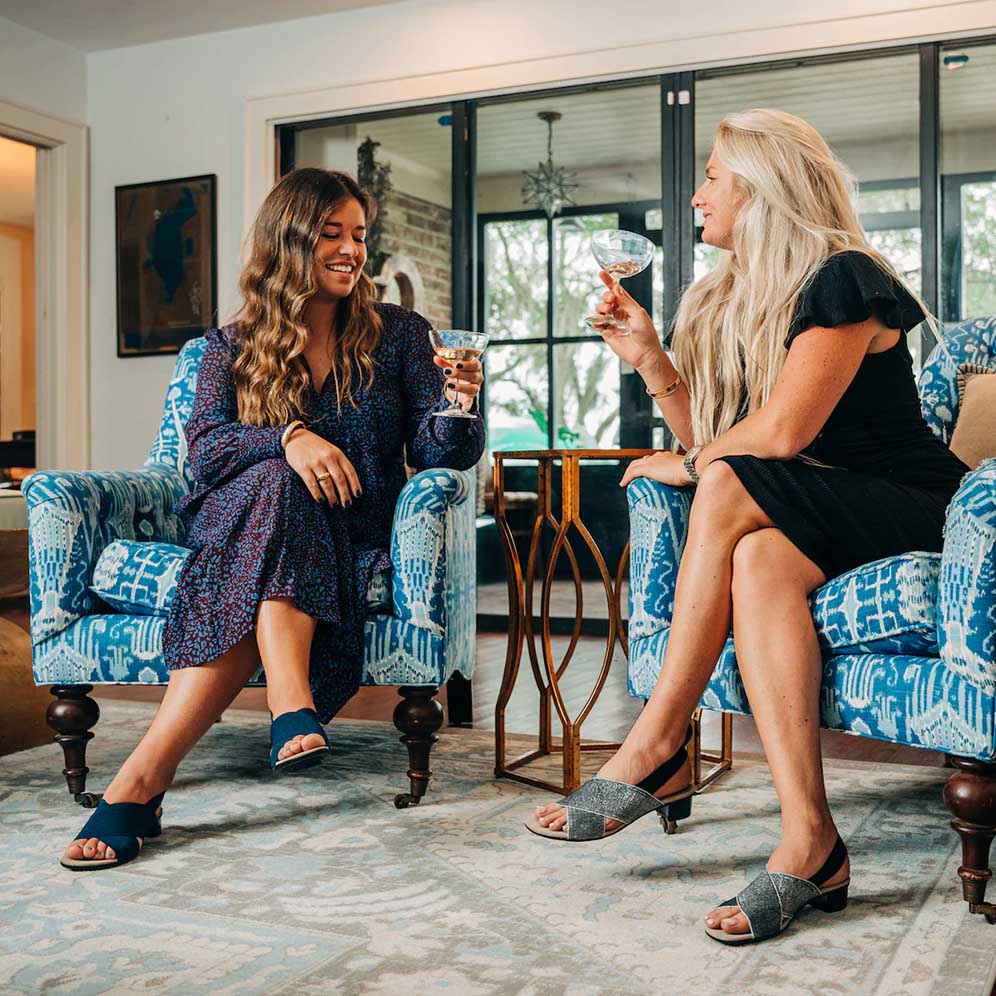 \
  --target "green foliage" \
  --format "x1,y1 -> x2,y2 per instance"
960,181 -> 996,318
485,213 -> 620,450
357,137 -> 393,274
